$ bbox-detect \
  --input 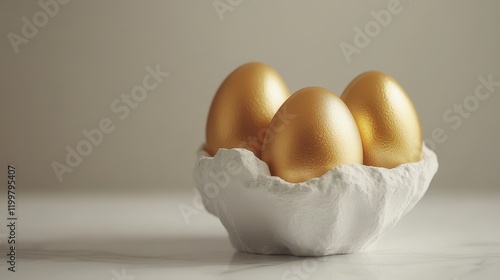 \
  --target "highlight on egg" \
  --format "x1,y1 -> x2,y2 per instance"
261,86 -> 363,183
205,62 -> 290,157
341,71 -> 422,168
